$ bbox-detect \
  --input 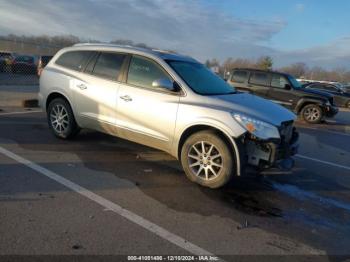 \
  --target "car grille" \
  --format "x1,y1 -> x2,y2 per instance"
279,121 -> 294,144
